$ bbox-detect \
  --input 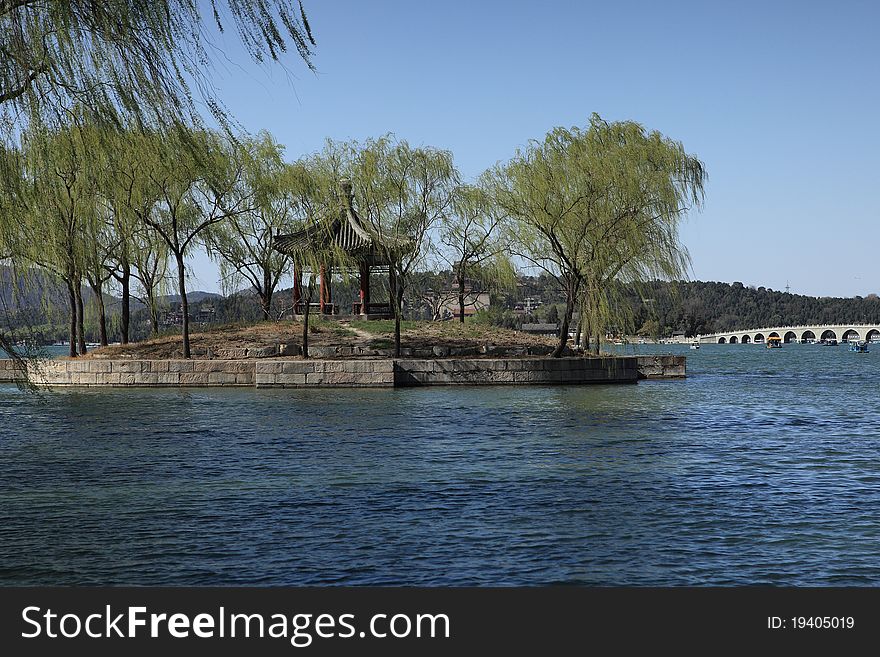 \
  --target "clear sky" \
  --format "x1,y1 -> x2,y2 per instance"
188,0 -> 880,298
